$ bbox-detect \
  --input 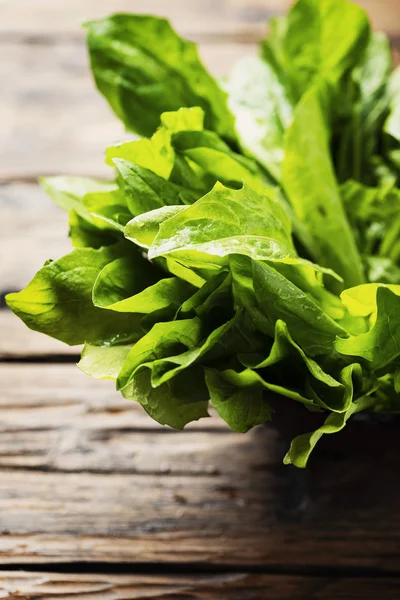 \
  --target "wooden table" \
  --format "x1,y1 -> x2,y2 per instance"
1,1 -> 400,597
